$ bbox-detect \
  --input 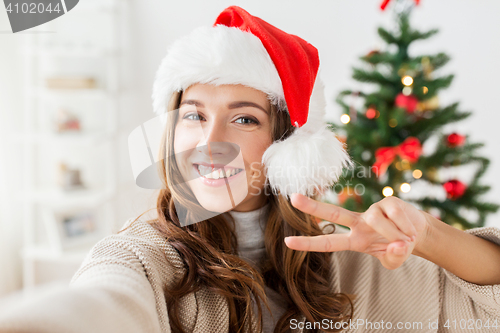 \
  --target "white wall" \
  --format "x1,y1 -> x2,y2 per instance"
1,0 -> 499,295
